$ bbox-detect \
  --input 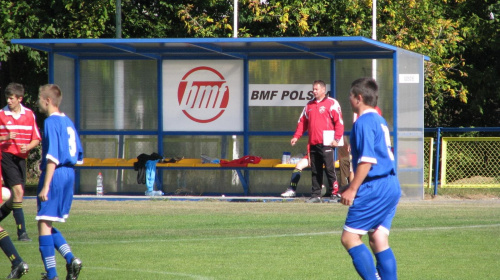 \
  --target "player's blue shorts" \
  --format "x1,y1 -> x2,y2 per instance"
344,174 -> 401,235
36,166 -> 75,223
